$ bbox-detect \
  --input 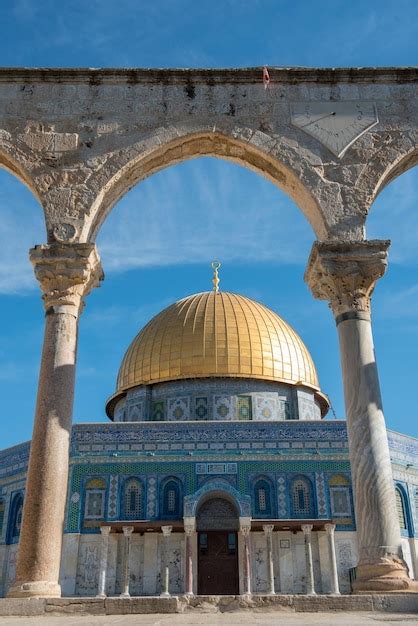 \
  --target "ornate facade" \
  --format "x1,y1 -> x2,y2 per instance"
0,289 -> 417,597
